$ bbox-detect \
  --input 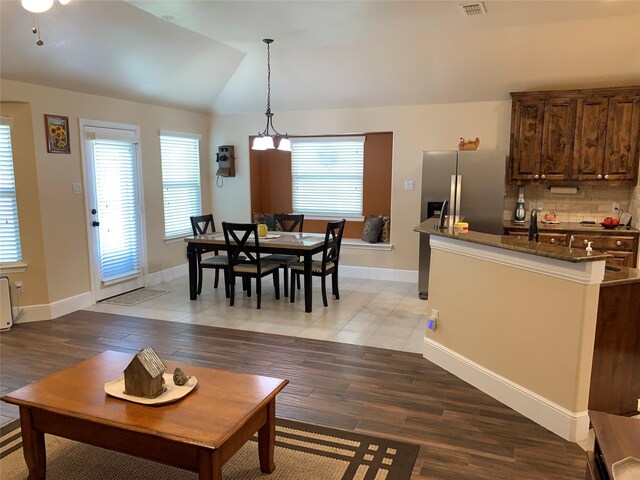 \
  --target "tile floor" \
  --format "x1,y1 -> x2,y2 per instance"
85,274 -> 429,354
